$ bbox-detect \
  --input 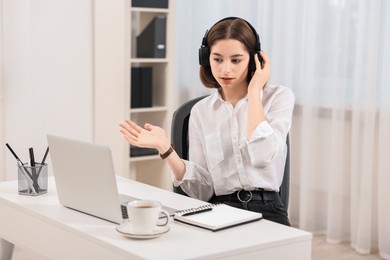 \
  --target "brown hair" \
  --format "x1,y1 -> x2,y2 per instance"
199,18 -> 257,88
